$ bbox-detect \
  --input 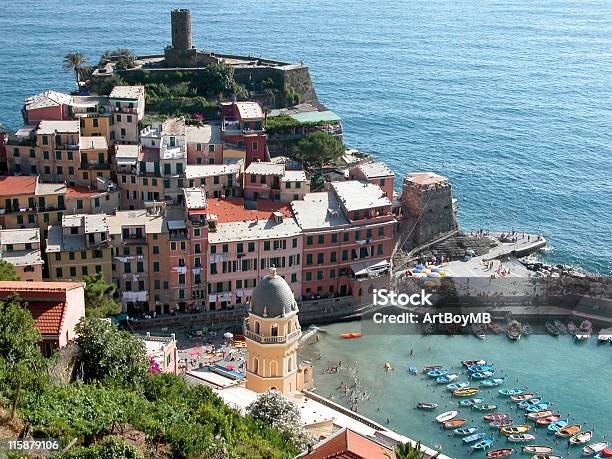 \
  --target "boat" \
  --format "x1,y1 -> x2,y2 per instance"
522,324 -> 533,336
526,410 -> 554,420
453,387 -> 480,397
408,366 -> 418,375
467,364 -> 494,373
473,404 -> 498,411
487,448 -> 514,458
522,445 -> 553,454
435,411 -> 458,423
518,397 -> 543,409
470,371 -> 495,380
526,402 -> 552,413
545,321 -> 560,336
511,392 -> 536,402
507,320 -> 522,341
575,320 -> 593,340
570,431 -> 593,445
444,419 -> 467,429
427,368 -> 448,378
463,360 -> 487,367
484,413 -> 510,421
454,426 -> 478,436
472,438 -> 495,450
501,425 -> 530,435
508,434 -> 536,443
416,402 -> 439,410
488,321 -> 504,334
384,362 -> 394,371
472,323 -> 487,339
583,442 -> 608,456
459,397 -> 483,406
554,320 -> 568,334
422,365 -> 442,373
500,388 -> 524,397
464,433 -> 487,444
489,419 -> 514,428
547,419 -> 569,433
423,323 -> 435,335
555,424 -> 581,437
340,332 -> 362,339
534,414 -> 560,425
596,447 -> 612,458
435,373 -> 458,383
447,381 -> 469,391
481,378 -> 505,387
567,321 -> 578,336
531,455 -> 562,459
